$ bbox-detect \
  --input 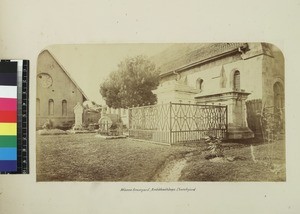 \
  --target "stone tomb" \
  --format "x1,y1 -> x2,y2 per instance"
153,79 -> 254,139
195,91 -> 254,139
97,106 -> 124,137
